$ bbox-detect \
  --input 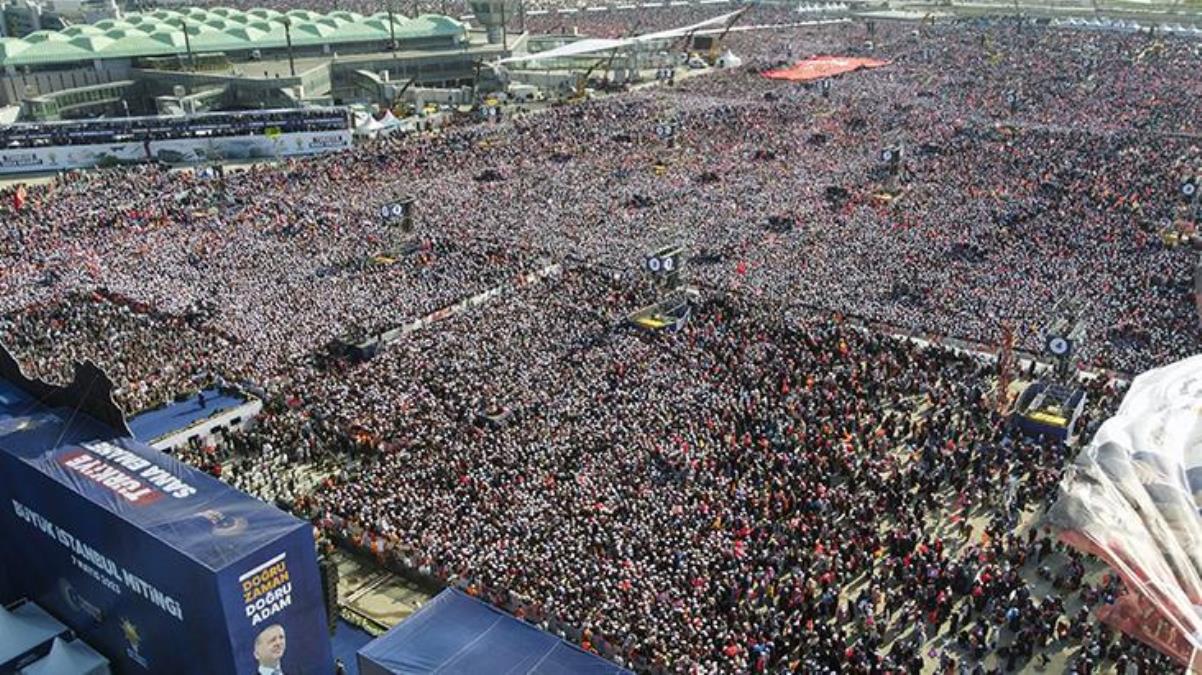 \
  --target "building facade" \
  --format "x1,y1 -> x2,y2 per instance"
0,7 -> 492,113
